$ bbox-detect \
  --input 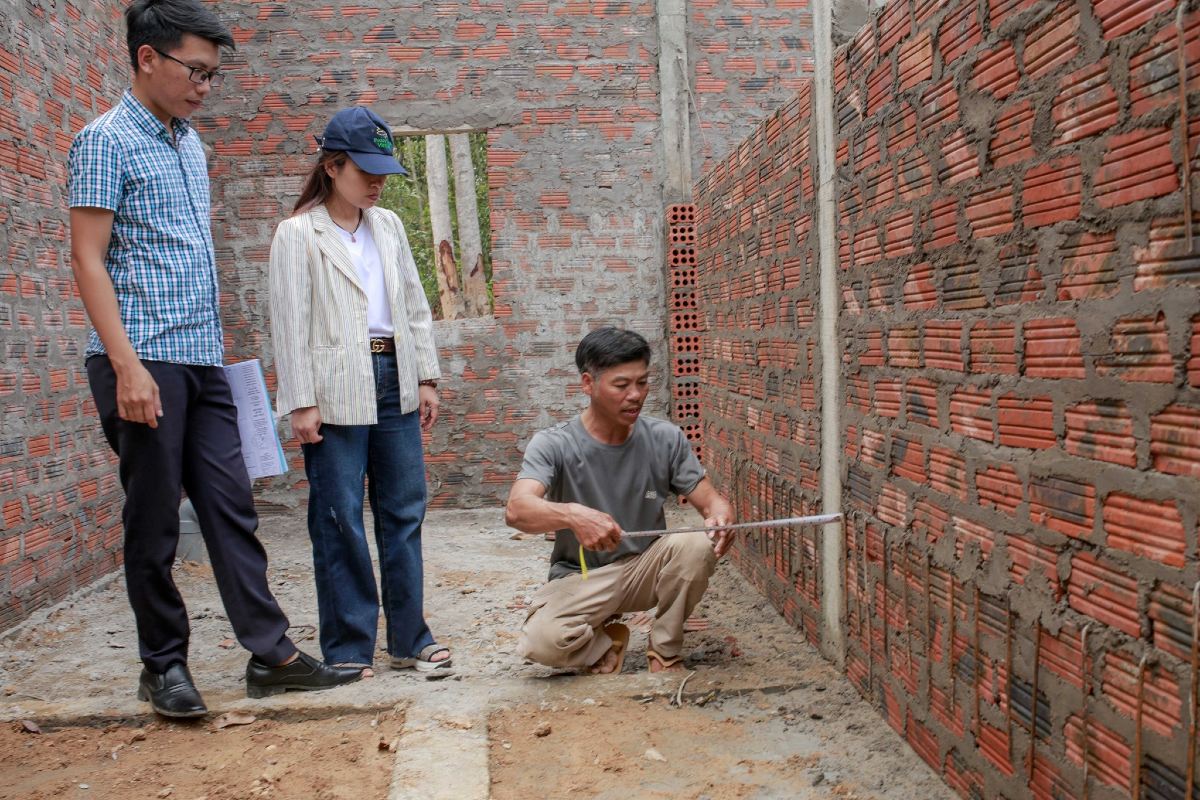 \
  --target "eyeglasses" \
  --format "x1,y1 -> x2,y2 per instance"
153,48 -> 225,89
